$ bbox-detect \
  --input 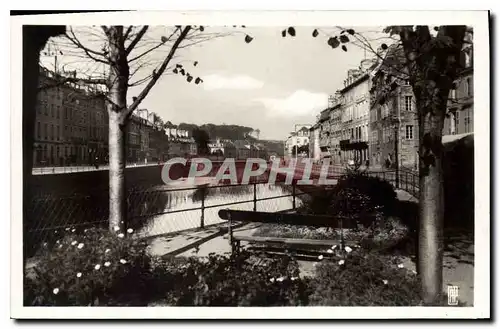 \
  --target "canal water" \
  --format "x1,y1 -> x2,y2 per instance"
135,183 -> 300,238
